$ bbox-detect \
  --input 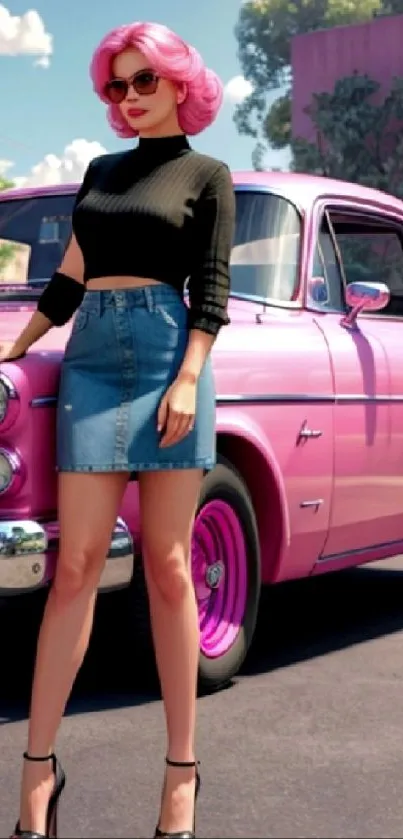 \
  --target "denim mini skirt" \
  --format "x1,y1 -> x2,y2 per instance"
56,284 -> 216,473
